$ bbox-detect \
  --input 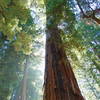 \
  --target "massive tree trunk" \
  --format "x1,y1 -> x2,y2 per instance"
43,27 -> 84,100
43,0 -> 84,100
